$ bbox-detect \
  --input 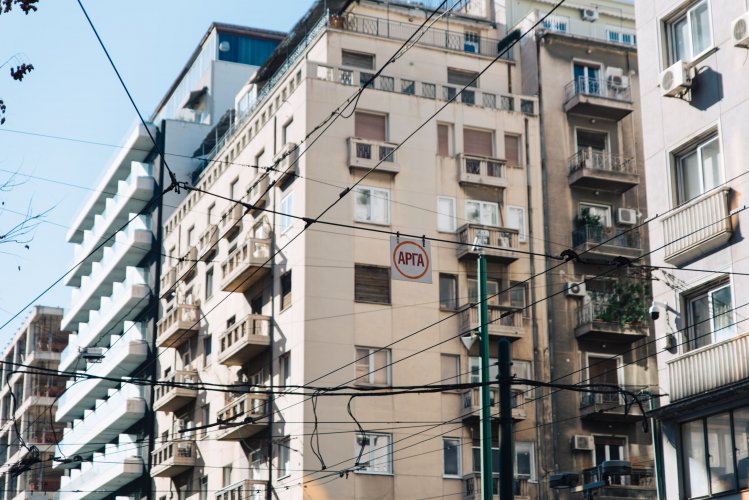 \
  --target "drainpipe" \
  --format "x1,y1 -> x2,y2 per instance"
267,183 -> 277,500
